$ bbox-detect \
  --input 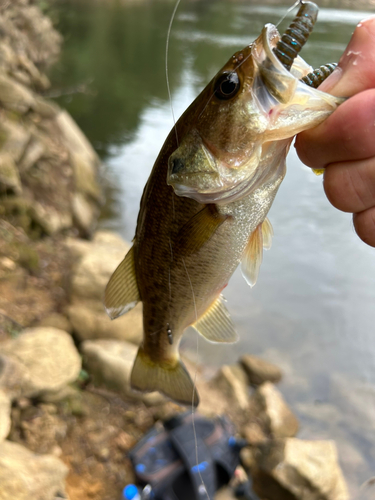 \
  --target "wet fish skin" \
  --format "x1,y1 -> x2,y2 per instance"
104,24 -> 342,407
167,25 -> 343,204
